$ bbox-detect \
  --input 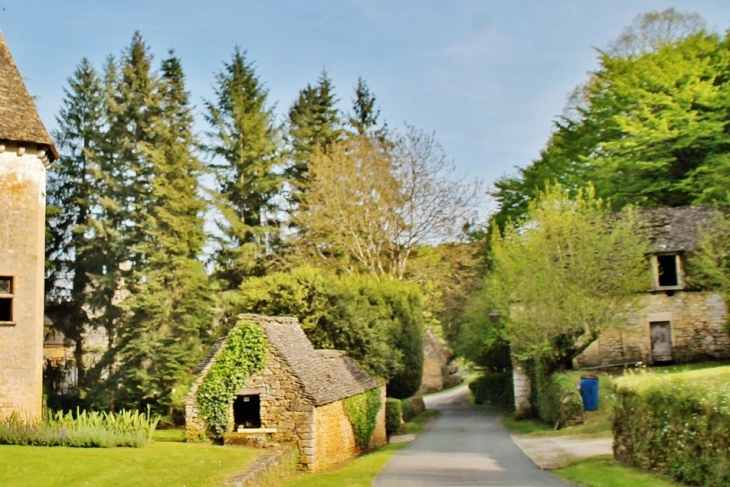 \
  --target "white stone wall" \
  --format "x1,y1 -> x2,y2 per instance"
0,142 -> 47,419
512,365 -> 532,416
